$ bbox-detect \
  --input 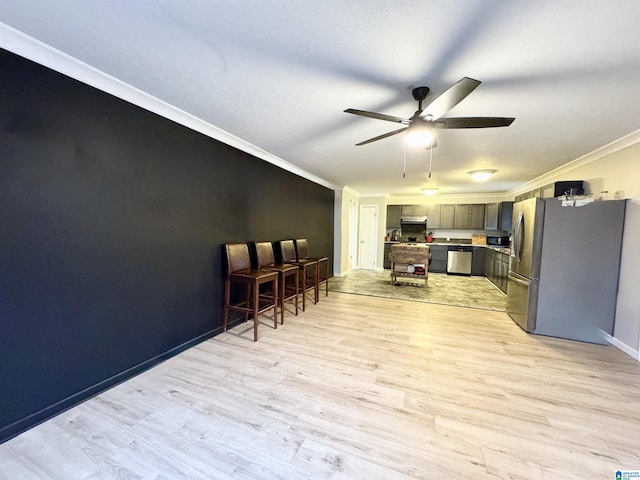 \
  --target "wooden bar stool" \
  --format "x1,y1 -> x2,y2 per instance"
279,240 -> 317,311
223,243 -> 278,342
295,238 -> 329,303
255,241 -> 298,325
